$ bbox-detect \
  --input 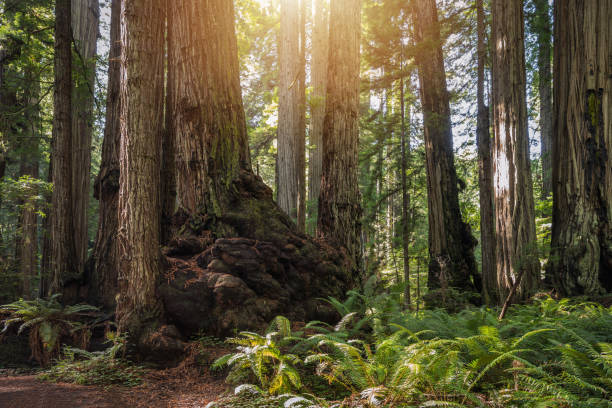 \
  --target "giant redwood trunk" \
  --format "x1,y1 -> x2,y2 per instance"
308,0 -> 328,231
159,0 -> 351,336
550,0 -> 612,295
116,0 -> 166,340
476,0 -> 497,305
50,0 -> 76,294
277,0 -> 301,222
91,0 -> 120,309
412,0 -> 478,296
491,0 -> 539,303
71,0 -> 99,277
